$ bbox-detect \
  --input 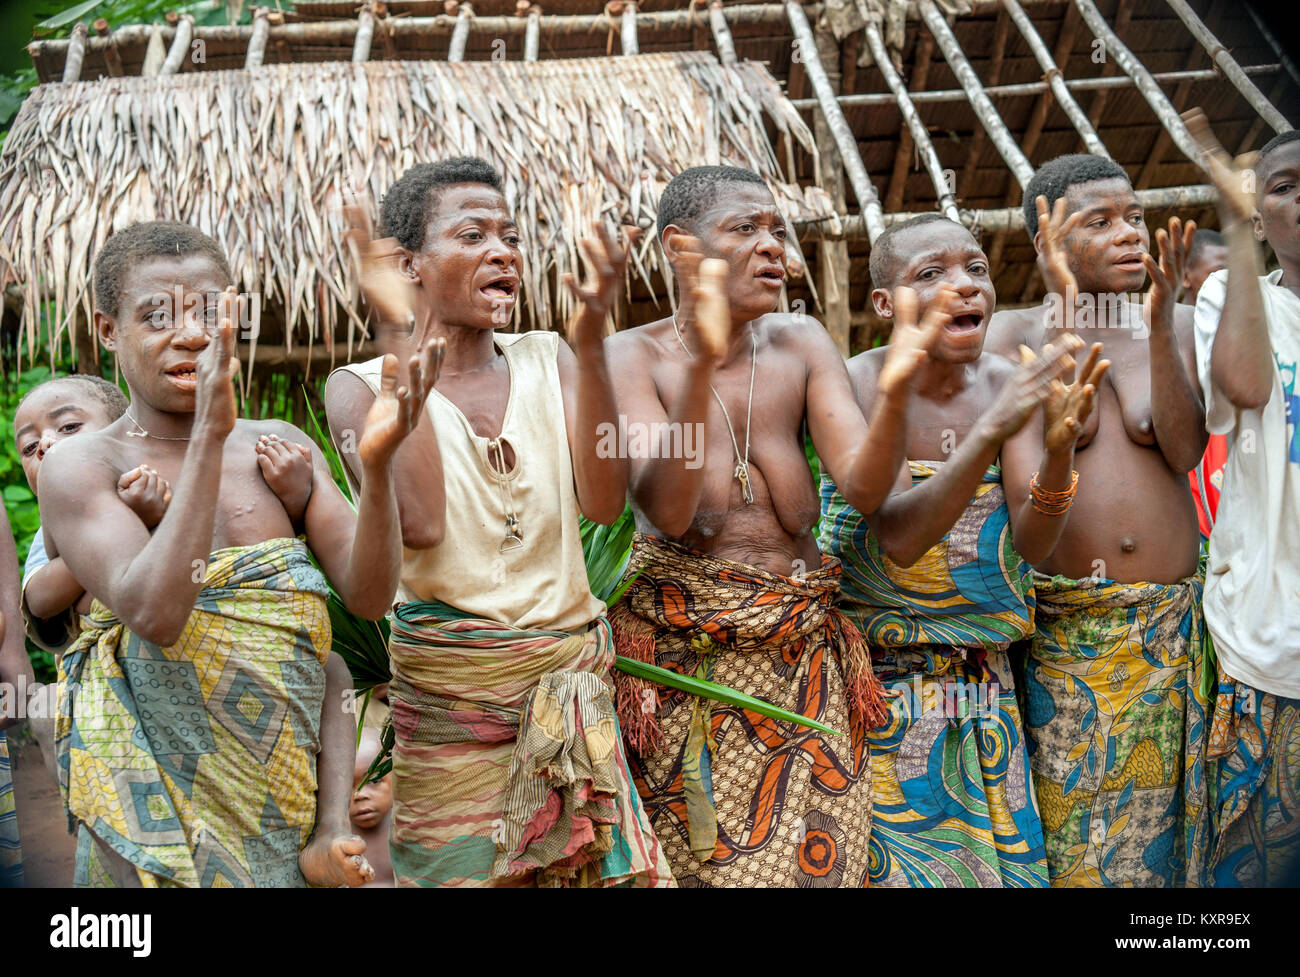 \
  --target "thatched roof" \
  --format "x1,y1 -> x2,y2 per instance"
0,50 -> 828,369
5,0 -> 1299,365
